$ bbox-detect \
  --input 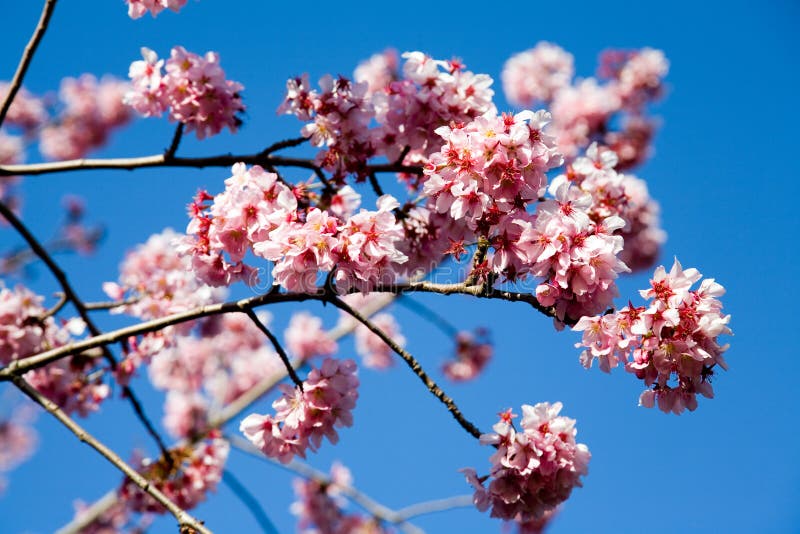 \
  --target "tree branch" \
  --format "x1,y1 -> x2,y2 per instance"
328,295 -> 484,440
0,152 -> 423,178
244,309 -> 304,389
10,374 -> 212,534
0,0 -> 58,129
